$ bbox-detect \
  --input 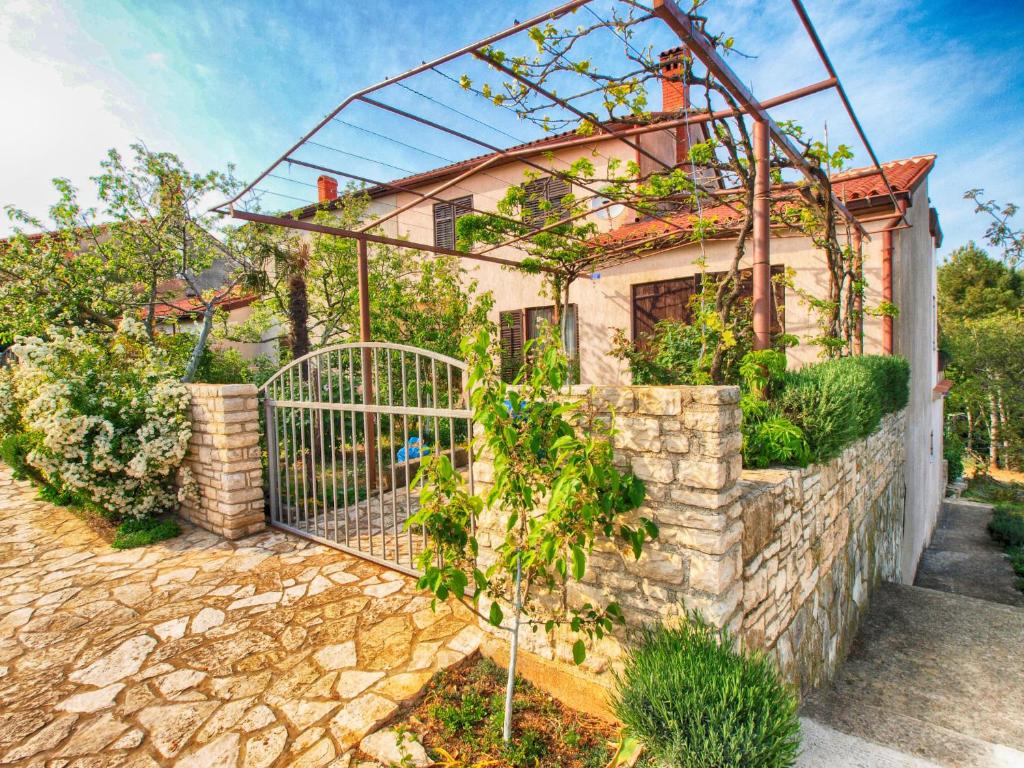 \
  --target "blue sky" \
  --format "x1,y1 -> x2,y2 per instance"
2,0 -> 1022,258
